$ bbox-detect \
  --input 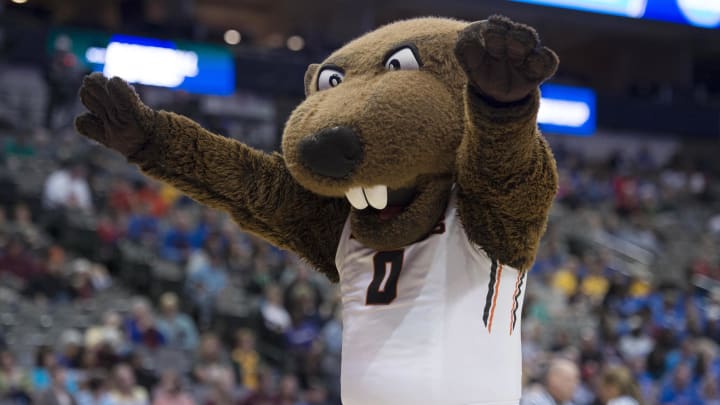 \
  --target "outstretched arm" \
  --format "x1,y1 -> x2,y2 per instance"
76,74 -> 348,280
453,16 -> 559,271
